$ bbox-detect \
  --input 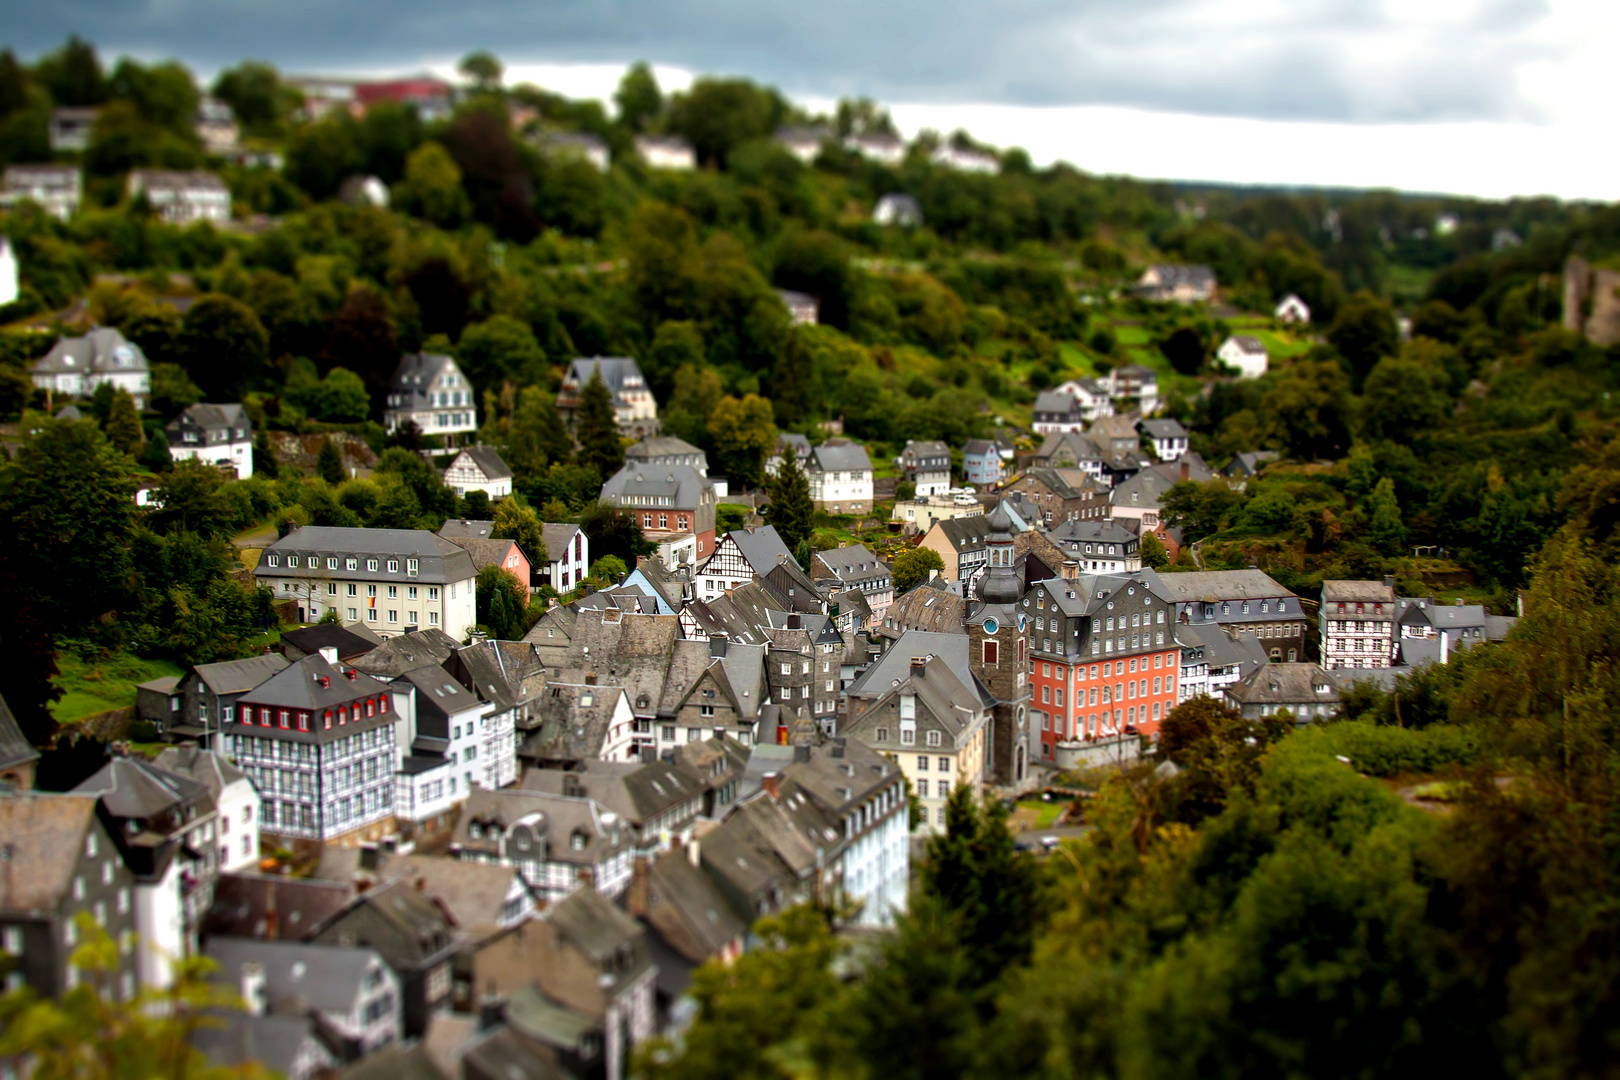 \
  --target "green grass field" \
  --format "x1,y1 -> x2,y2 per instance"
1110,324 -> 1153,346
1017,799 -> 1067,829
1248,329 -> 1313,359
51,652 -> 185,724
